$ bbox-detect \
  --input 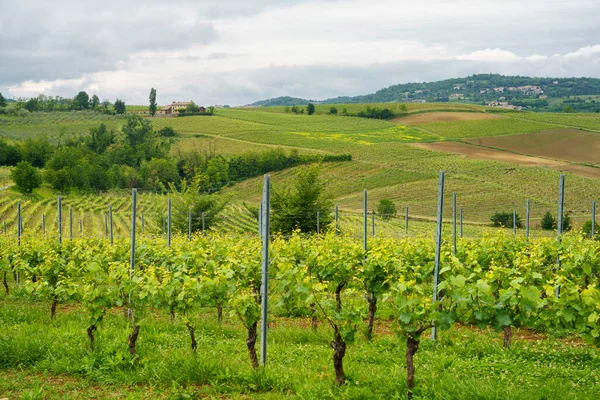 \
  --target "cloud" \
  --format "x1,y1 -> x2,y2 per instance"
1,0 -> 600,104
455,49 -> 520,62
